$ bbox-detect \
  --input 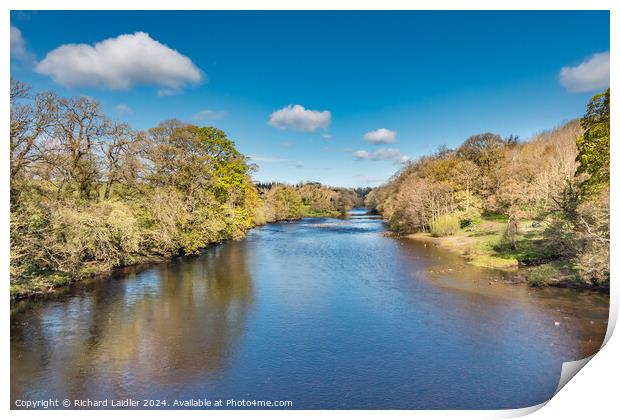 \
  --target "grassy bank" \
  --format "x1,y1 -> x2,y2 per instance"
407,215 -> 587,288
366,90 -> 609,290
